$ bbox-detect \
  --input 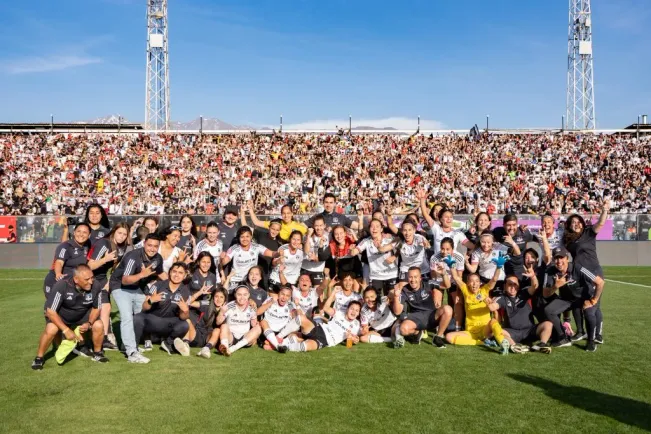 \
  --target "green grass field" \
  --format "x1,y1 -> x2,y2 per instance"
1,267 -> 650,434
